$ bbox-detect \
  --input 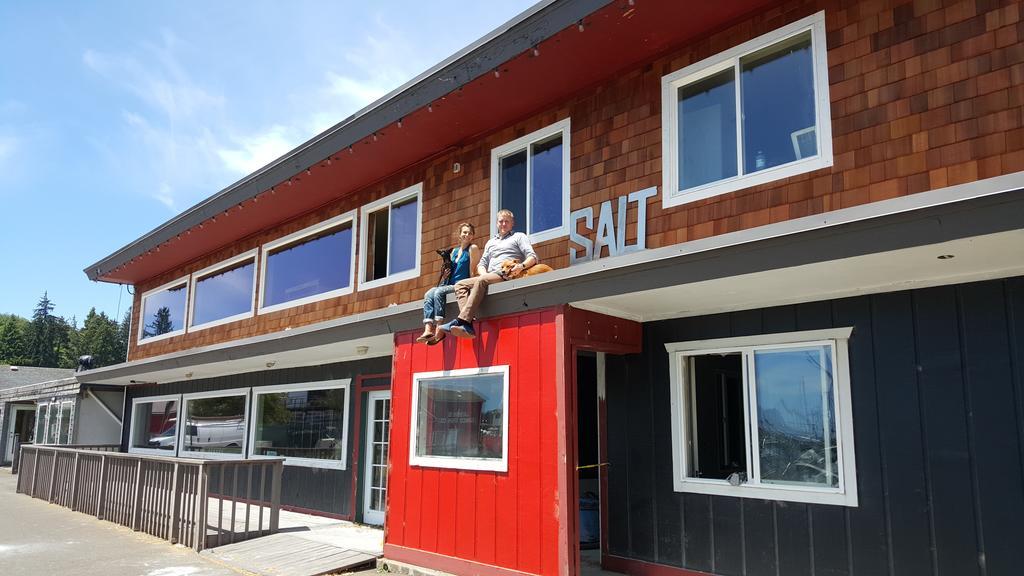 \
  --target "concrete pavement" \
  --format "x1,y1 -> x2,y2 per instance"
0,468 -> 241,576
